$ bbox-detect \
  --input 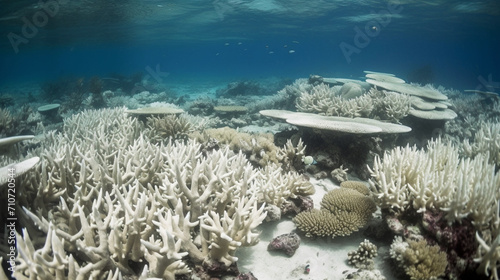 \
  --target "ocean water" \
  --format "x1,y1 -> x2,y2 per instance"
0,0 -> 499,91
1,1 -> 500,280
